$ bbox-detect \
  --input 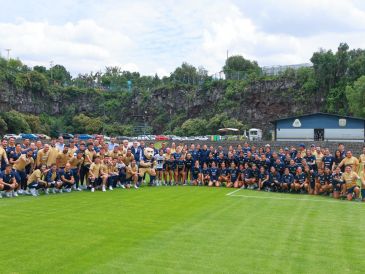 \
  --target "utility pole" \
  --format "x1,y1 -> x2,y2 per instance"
5,49 -> 11,60
50,60 -> 54,81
